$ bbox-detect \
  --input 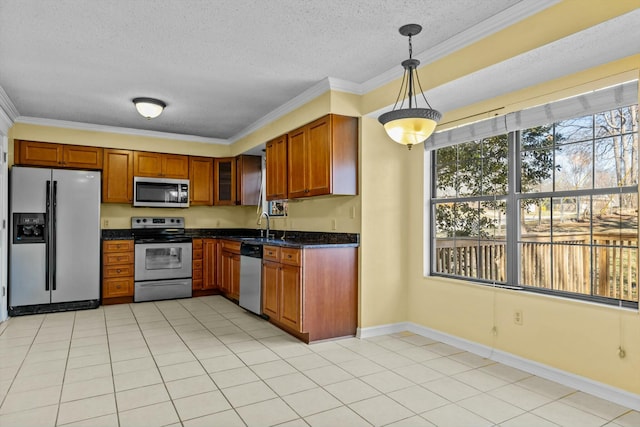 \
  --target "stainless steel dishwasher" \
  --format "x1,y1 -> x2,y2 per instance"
239,242 -> 263,315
